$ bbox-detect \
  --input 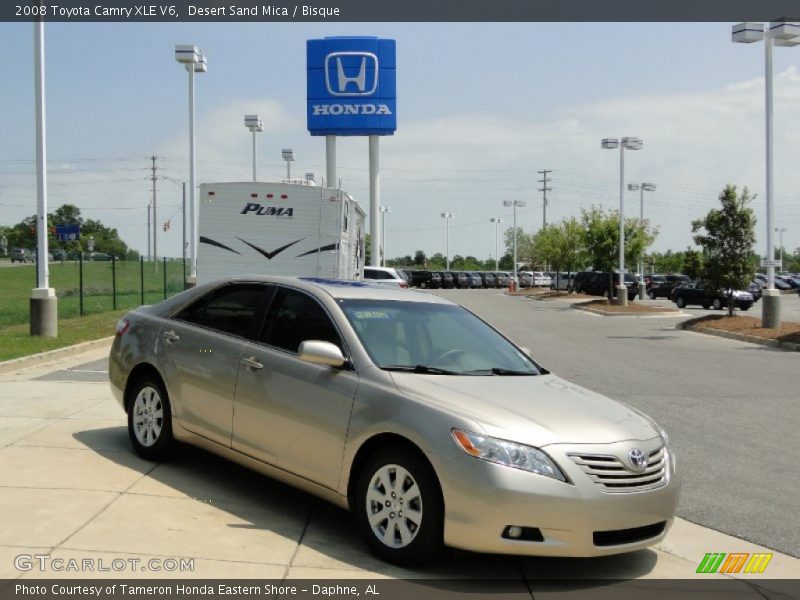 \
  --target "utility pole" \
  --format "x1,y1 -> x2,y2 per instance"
151,156 -> 158,271
538,170 -> 552,229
